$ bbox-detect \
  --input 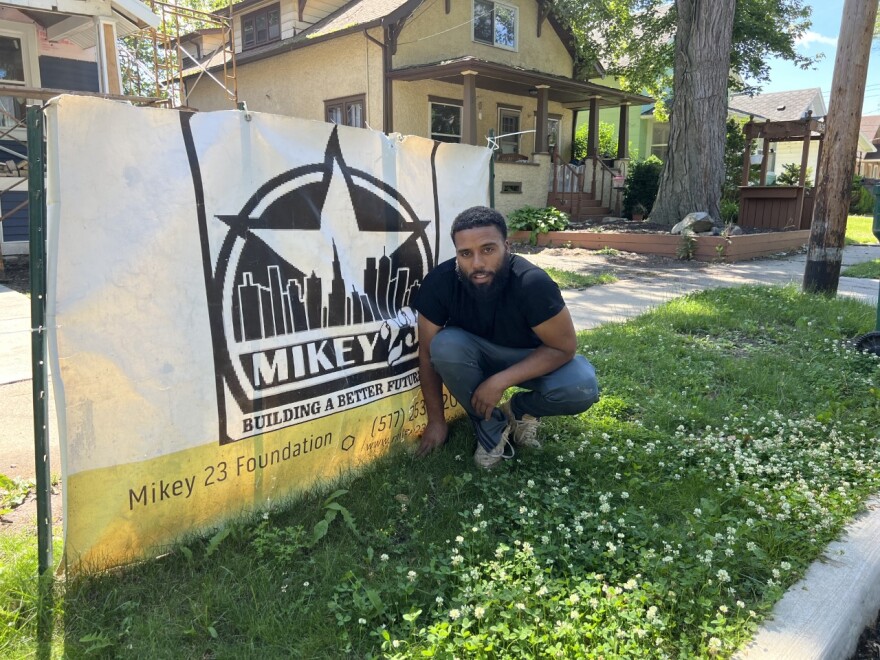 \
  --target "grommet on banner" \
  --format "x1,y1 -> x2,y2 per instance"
238,101 -> 252,122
